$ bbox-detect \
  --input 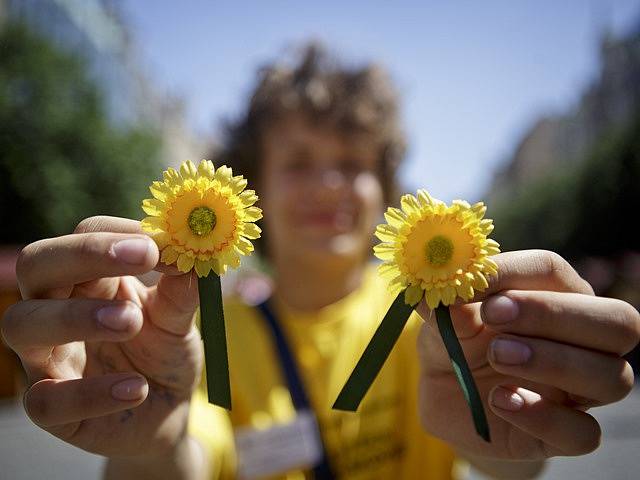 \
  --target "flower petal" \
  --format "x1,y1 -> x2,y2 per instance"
243,206 -> 263,222
194,258 -> 213,277
404,284 -> 424,306
472,271 -> 489,290
141,216 -> 166,233
235,237 -> 254,255
197,160 -> 215,178
425,288 -> 442,310
472,202 -> 487,218
152,231 -> 171,249
214,165 -> 233,185
230,176 -> 248,195
149,181 -> 172,201
416,189 -> 434,207
239,190 -> 258,207
177,253 -> 195,272
441,285 -> 458,306
142,198 -> 164,216
400,194 -> 420,216
373,243 -> 397,261
180,160 -> 198,180
240,222 -> 262,239
374,224 -> 399,242
384,207 -> 407,227
456,283 -> 475,302
378,262 -> 399,279
161,247 -> 179,265
222,249 -> 241,269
